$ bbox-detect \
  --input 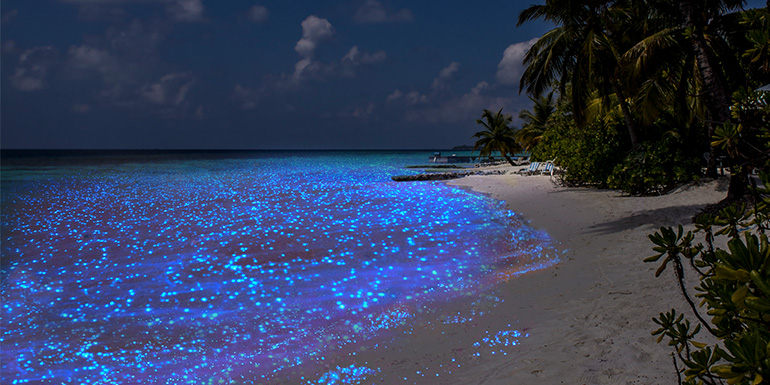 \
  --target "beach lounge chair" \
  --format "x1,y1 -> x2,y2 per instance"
518,162 -> 542,175
540,162 -> 555,176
